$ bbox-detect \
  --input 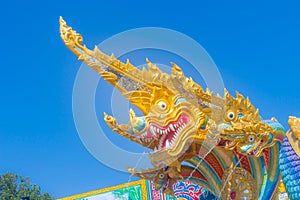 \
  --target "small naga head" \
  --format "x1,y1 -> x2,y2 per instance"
128,165 -> 182,196
220,89 -> 260,124
211,90 -> 277,156
205,89 -> 260,138
59,17 -> 216,163
218,121 -> 276,157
